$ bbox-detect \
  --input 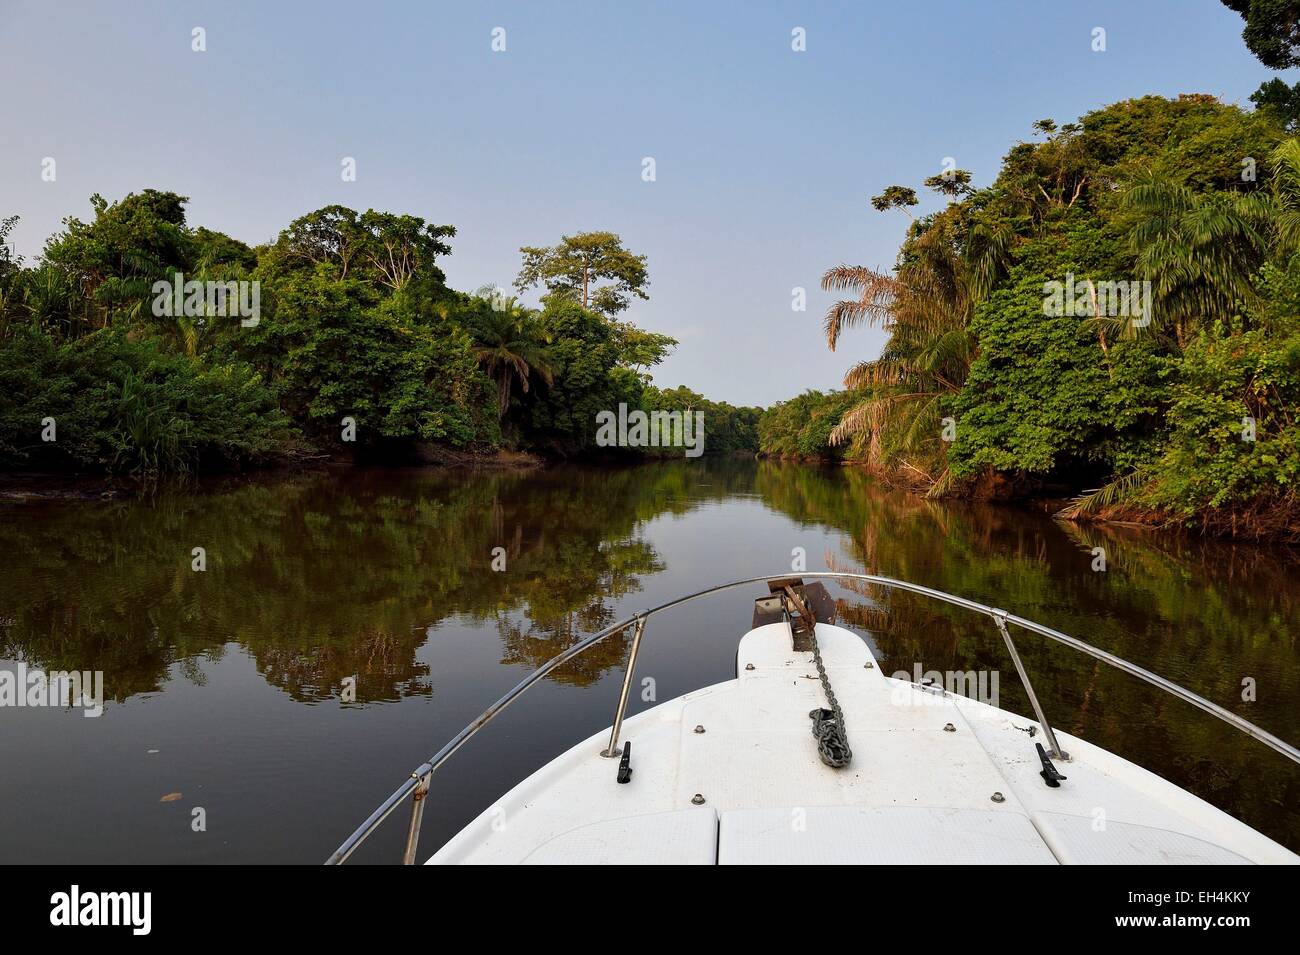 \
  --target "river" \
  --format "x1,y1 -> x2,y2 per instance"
1,459 -> 1296,861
